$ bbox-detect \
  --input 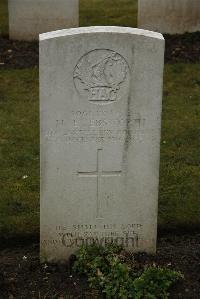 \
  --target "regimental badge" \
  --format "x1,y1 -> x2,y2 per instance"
73,49 -> 130,104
